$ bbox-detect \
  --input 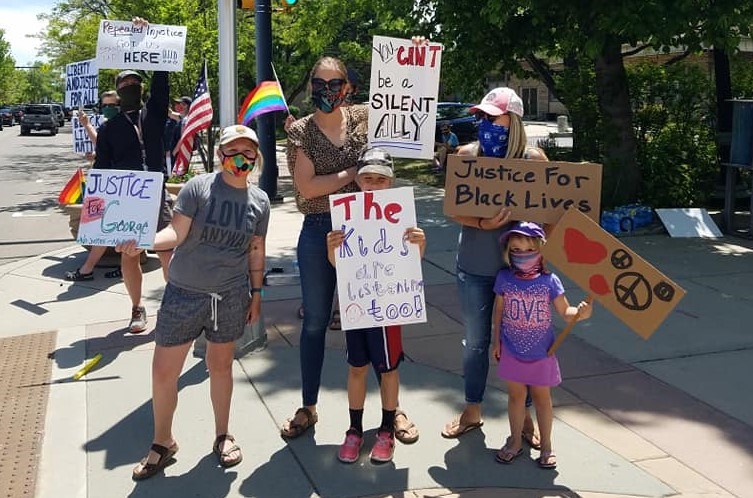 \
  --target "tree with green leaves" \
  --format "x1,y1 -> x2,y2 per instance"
0,29 -> 17,104
426,0 -> 753,205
